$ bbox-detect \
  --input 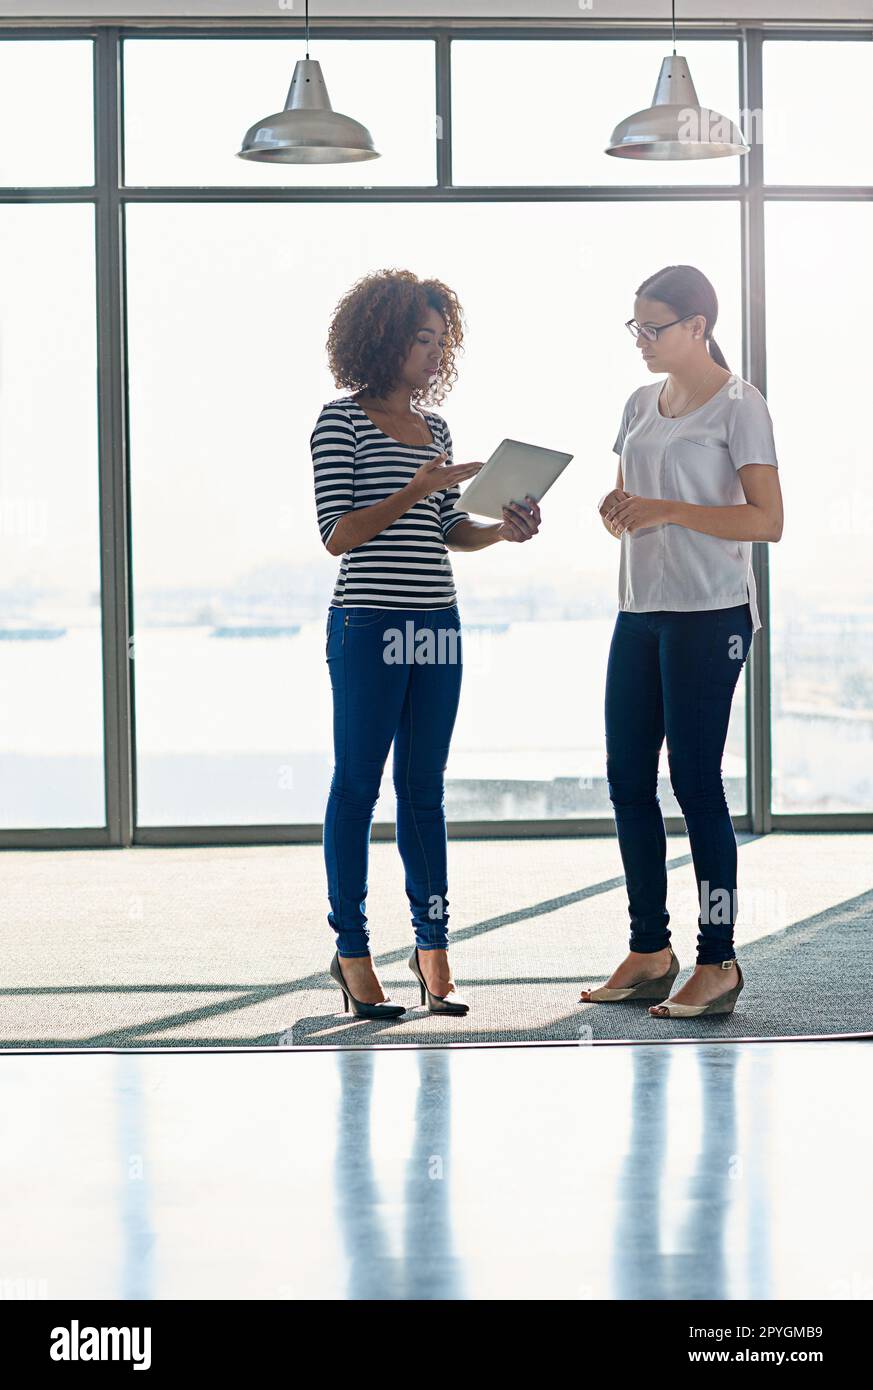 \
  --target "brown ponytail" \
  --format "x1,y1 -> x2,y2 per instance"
707,336 -> 729,369
636,264 -> 730,372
